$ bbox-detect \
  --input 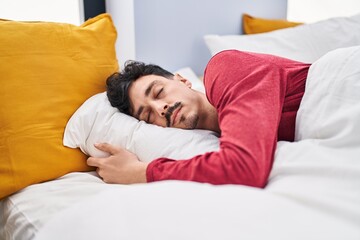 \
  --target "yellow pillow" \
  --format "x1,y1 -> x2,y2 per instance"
243,13 -> 303,34
0,14 -> 119,199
